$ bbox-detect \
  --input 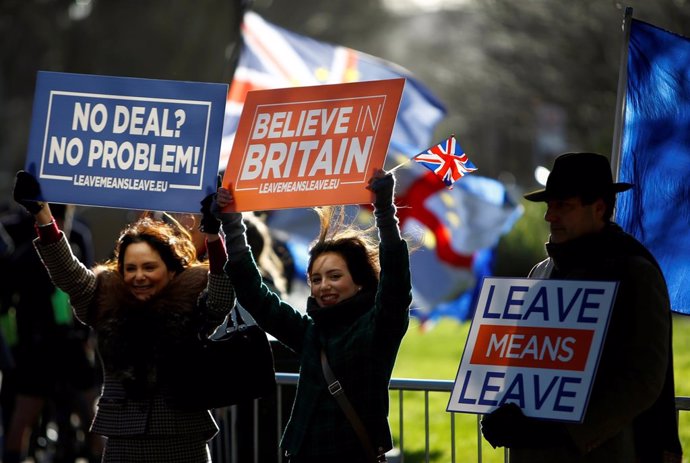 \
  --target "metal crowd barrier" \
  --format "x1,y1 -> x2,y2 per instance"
210,373 -> 690,463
